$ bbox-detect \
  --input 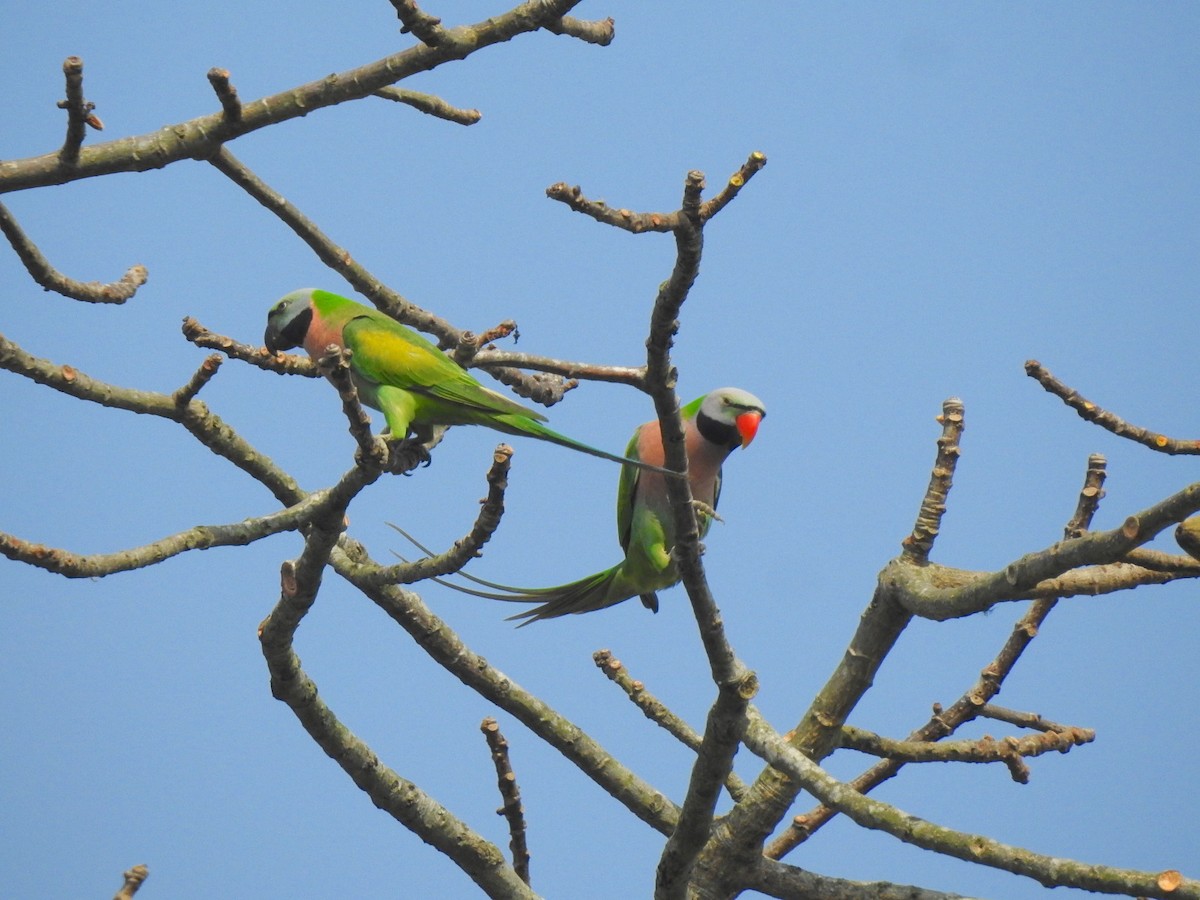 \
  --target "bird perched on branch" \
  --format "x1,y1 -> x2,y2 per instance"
392,387 -> 765,624
264,288 -> 669,473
